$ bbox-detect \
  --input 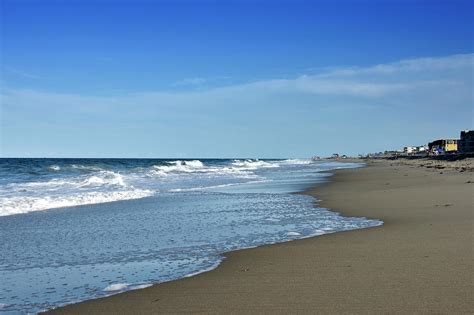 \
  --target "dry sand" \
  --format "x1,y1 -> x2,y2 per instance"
49,159 -> 473,314
388,156 -> 474,172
